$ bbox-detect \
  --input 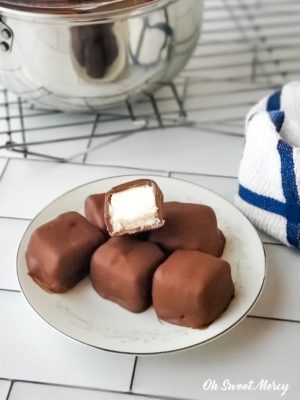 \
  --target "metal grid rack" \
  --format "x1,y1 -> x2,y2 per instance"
0,0 -> 299,162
